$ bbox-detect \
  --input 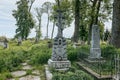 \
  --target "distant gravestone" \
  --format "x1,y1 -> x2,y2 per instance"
48,1 -> 71,70
89,25 -> 101,59
18,36 -> 22,46
4,38 -> 8,49
0,36 -> 8,49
